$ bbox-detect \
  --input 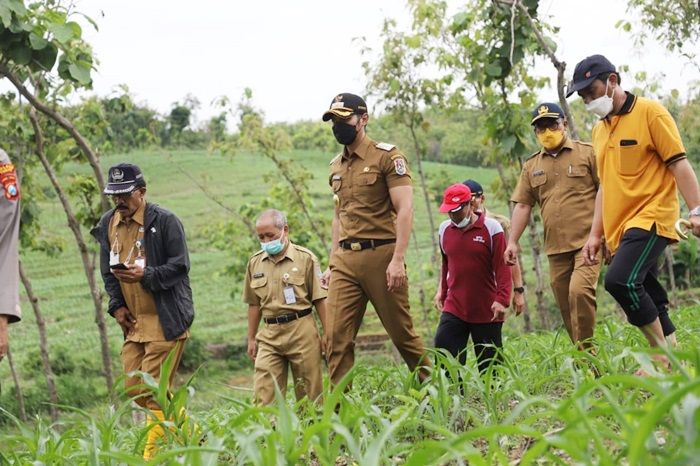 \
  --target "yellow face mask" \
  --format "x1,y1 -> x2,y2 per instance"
536,129 -> 565,151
